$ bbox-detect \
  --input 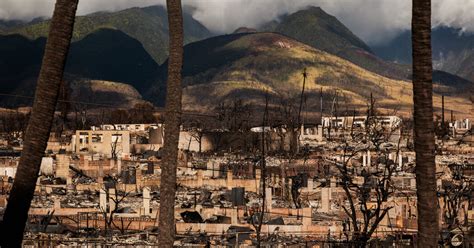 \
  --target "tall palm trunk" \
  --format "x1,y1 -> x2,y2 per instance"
412,0 -> 439,247
0,0 -> 79,246
158,0 -> 184,247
